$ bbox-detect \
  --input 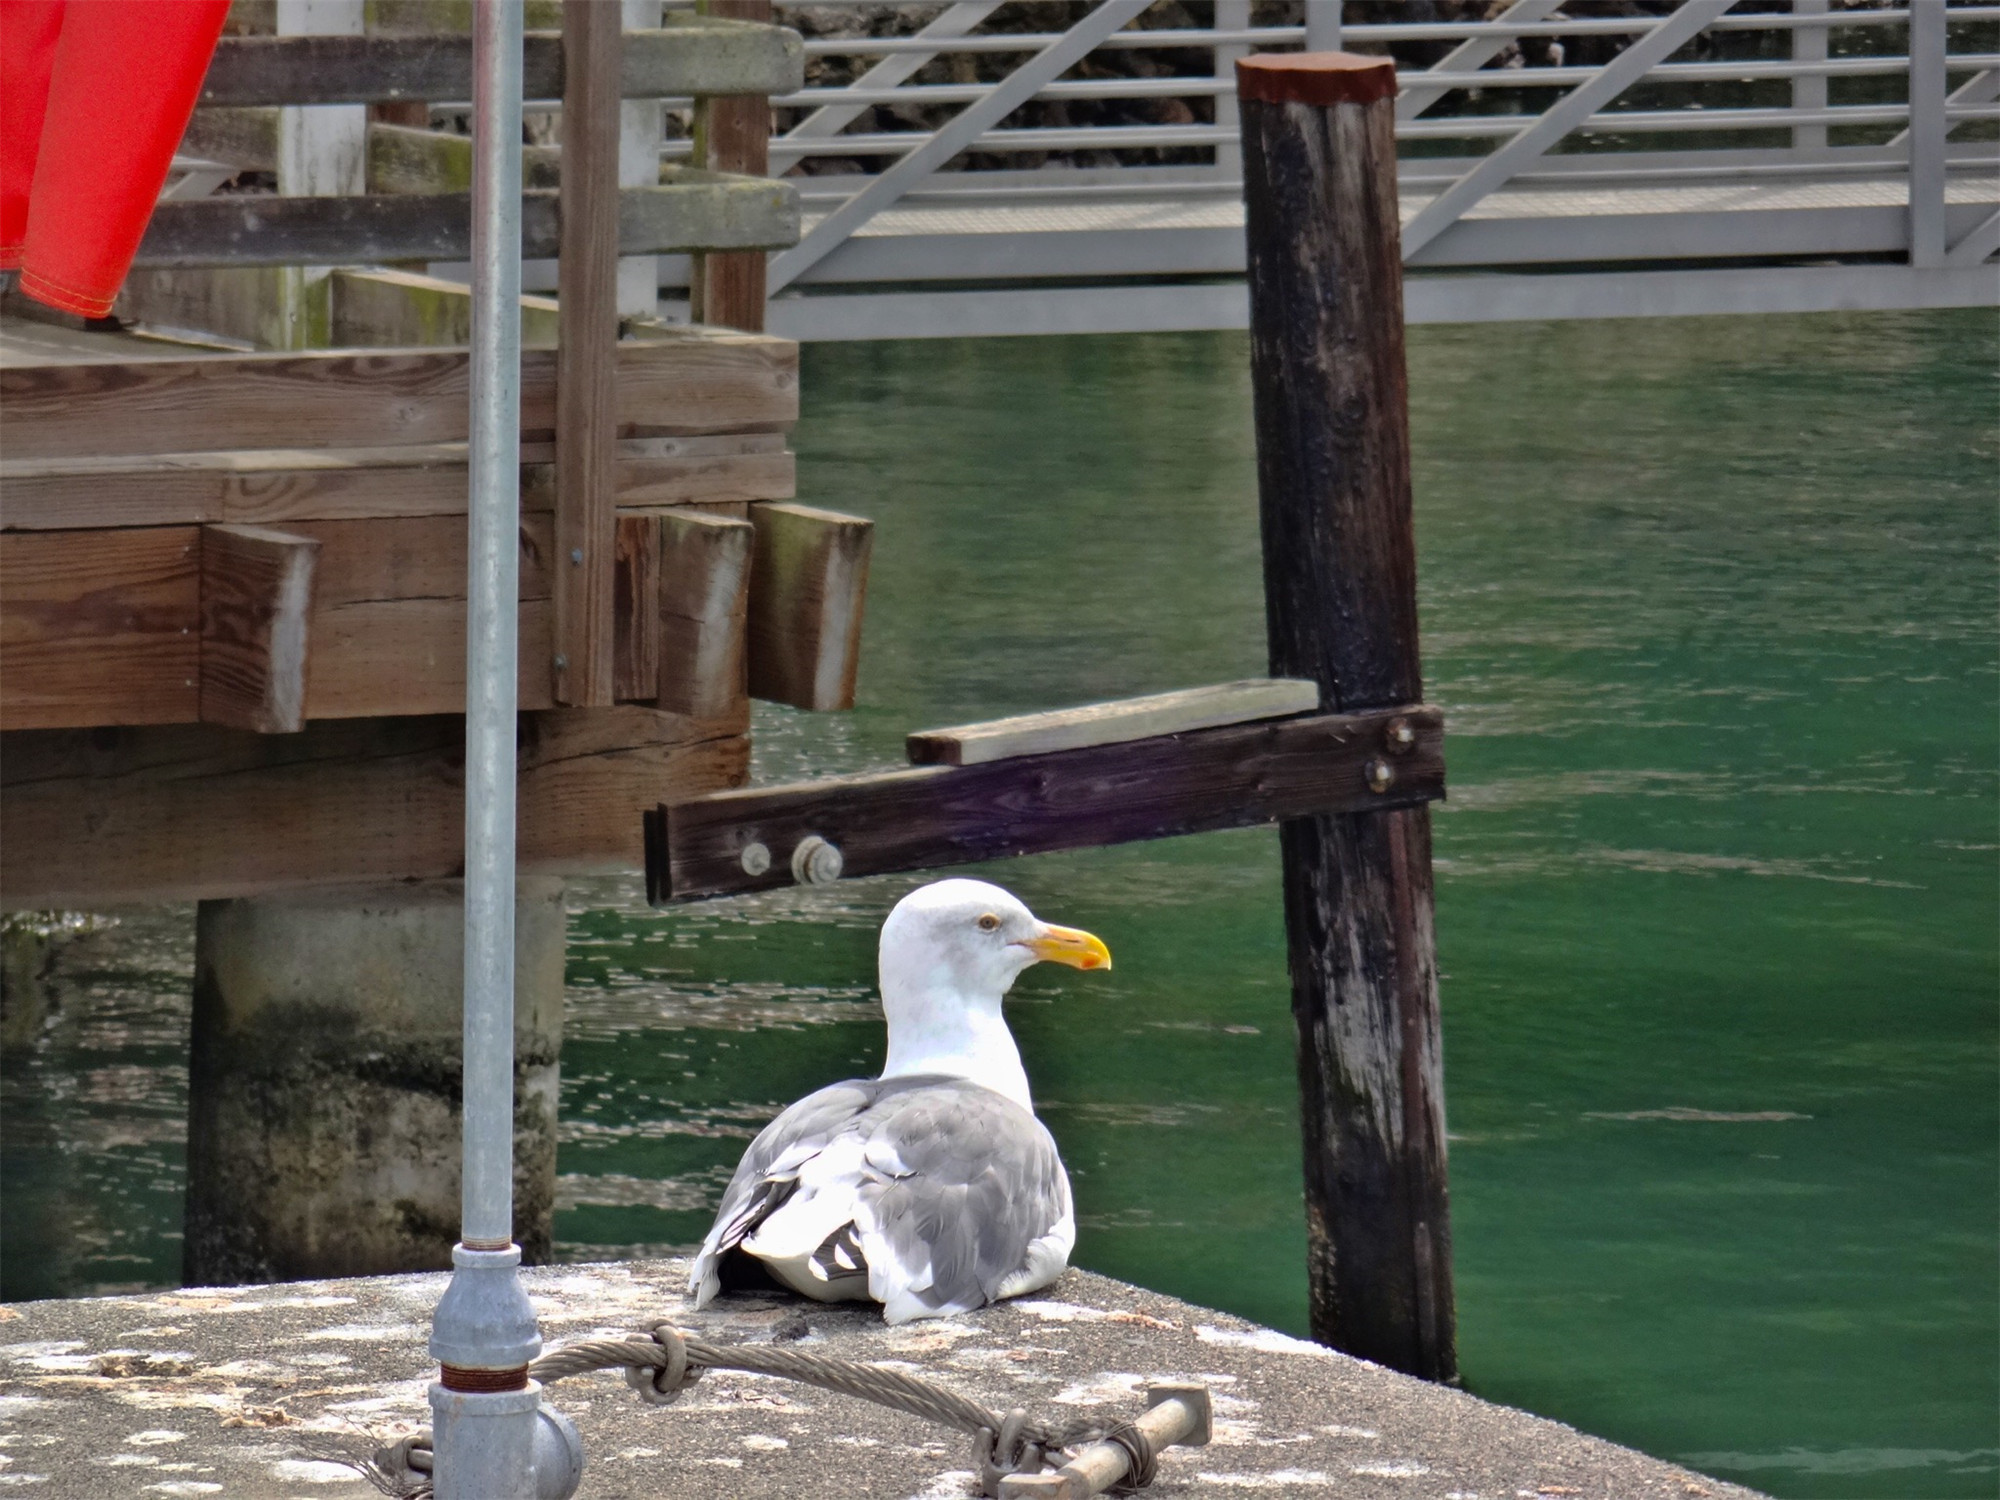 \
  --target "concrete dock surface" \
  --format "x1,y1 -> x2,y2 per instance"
0,1260 -> 1761,1499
